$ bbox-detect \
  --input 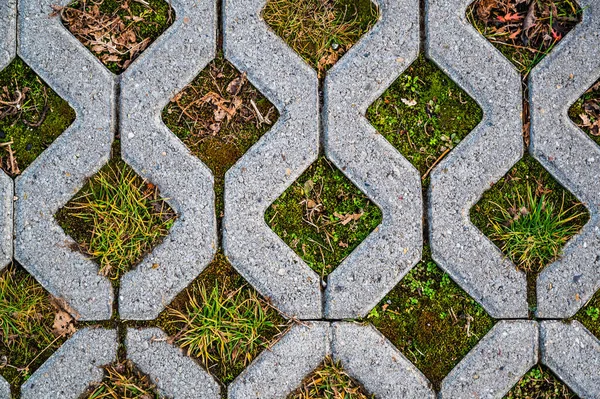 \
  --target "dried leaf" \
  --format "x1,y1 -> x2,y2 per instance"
226,73 -> 247,96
